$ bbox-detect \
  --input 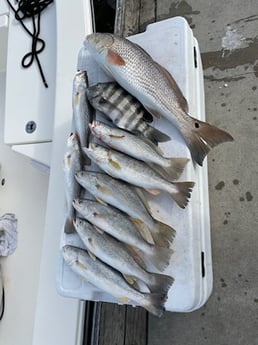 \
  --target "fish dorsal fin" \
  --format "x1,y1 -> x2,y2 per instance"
153,61 -> 189,112
131,217 -> 155,245
107,49 -> 126,66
